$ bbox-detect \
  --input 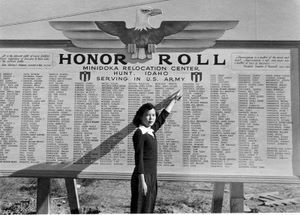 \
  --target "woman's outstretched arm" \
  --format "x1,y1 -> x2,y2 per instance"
152,90 -> 182,132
